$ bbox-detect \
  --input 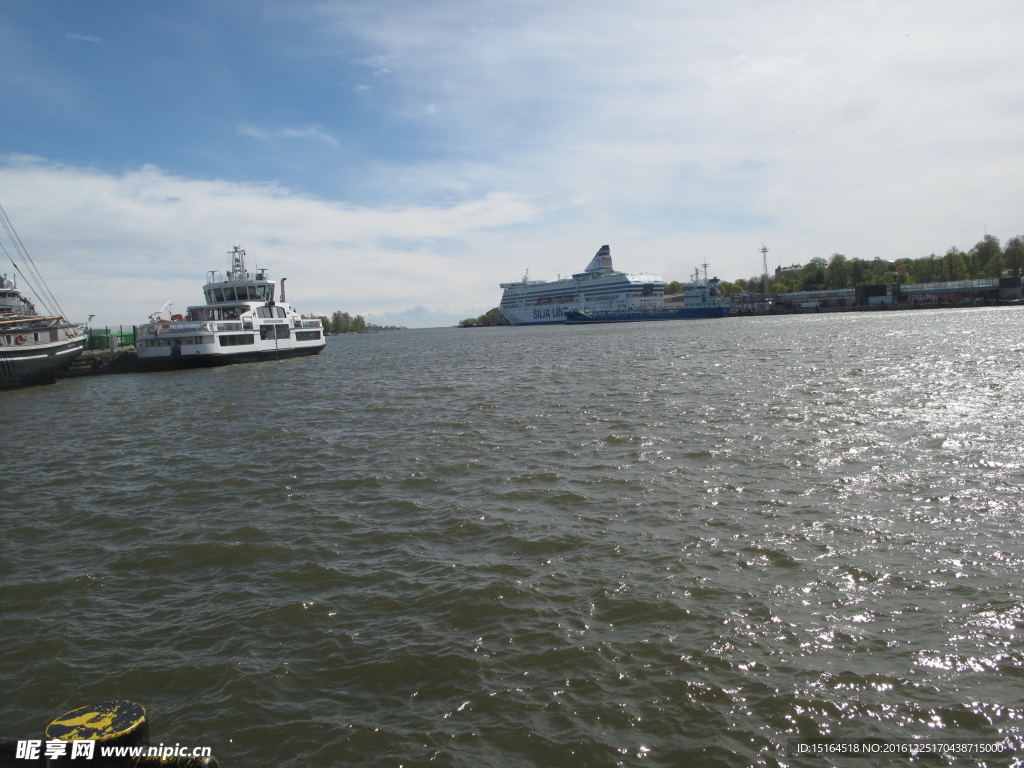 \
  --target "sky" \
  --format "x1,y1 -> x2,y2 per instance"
1,0 -> 1022,328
